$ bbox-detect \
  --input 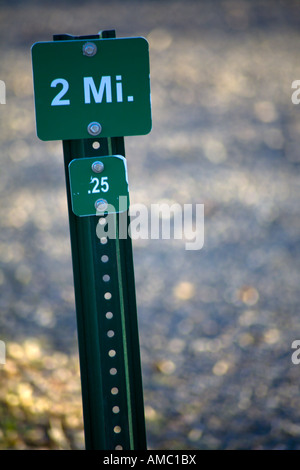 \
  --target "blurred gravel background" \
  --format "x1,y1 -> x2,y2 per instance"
0,0 -> 300,450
